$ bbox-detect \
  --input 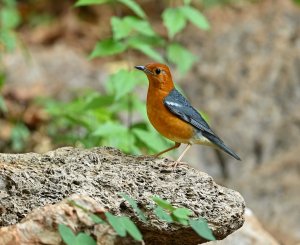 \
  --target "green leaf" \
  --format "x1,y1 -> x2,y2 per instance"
105,213 -> 143,241
75,0 -> 110,7
119,193 -> 147,222
167,43 -> 197,74
180,6 -> 210,30
111,17 -> 132,40
90,38 -> 127,58
92,121 -> 128,137
132,128 -> 171,153
106,70 -> 140,100
112,16 -> 156,40
96,126 -> 135,153
174,217 -> 189,226
172,208 -> 193,220
162,8 -> 187,38
154,206 -> 173,223
184,0 -> 192,4
0,29 -> 17,51
117,0 -> 146,19
84,95 -> 114,110
90,214 -> 106,224
152,196 -> 175,212
58,224 -> 76,245
0,8 -> 20,29
124,16 -> 156,37
105,212 -> 126,237
75,233 -> 97,245
189,218 -> 216,241
0,96 -> 7,112
128,35 -> 165,47
11,123 -> 30,152
0,72 -> 5,88
128,39 -> 164,63
120,217 -> 143,241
